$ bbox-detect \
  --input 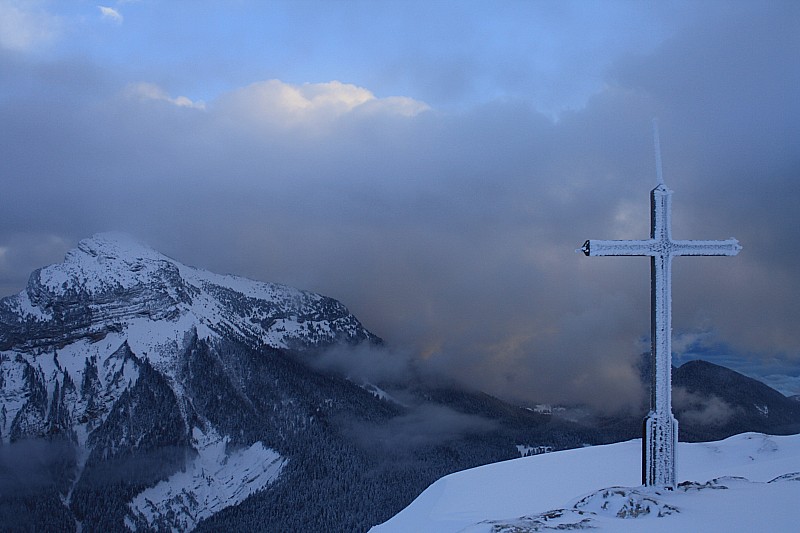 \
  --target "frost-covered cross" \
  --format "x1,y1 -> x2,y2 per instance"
579,134 -> 741,487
